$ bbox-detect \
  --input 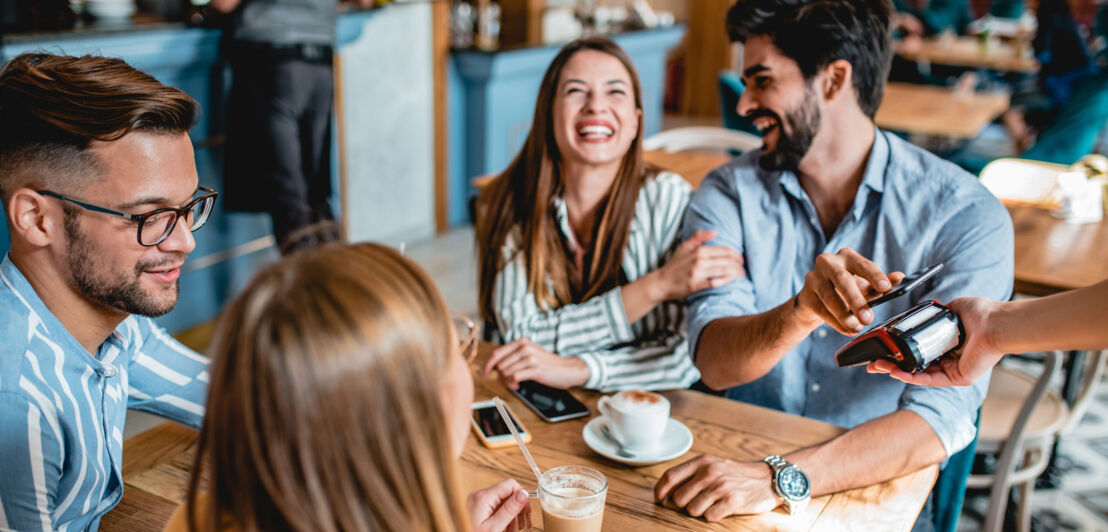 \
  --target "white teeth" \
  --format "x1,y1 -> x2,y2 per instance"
578,125 -> 614,137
